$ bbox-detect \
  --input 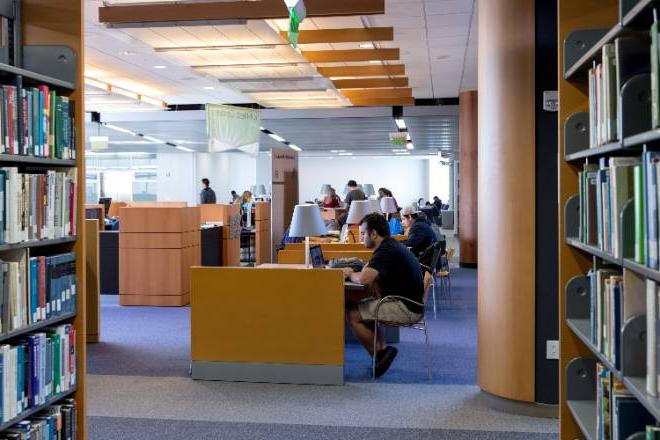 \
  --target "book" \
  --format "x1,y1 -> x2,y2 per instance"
635,165 -> 647,264
645,152 -> 660,269
610,158 -> 639,258
612,395 -> 656,440
649,279 -> 659,397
